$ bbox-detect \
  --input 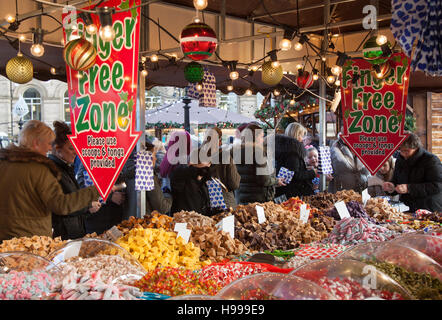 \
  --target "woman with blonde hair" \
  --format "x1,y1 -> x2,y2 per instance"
274,122 -> 317,197
0,120 -> 104,241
